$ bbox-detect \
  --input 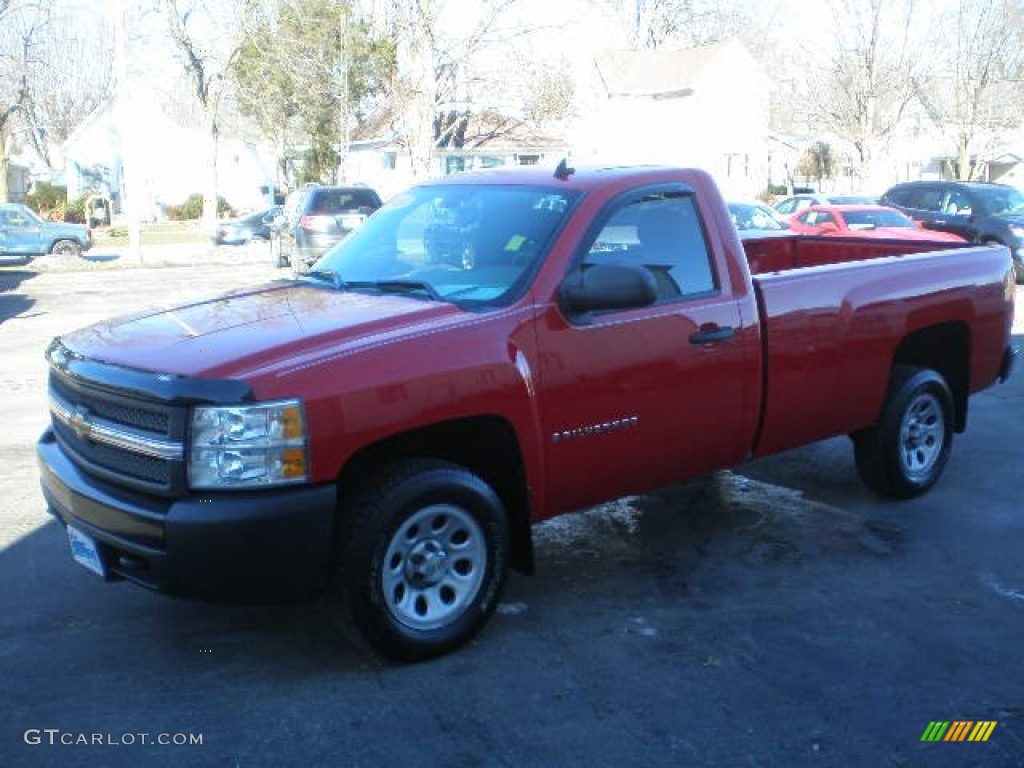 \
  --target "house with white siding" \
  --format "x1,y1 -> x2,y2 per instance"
569,39 -> 771,198
62,91 -> 278,217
